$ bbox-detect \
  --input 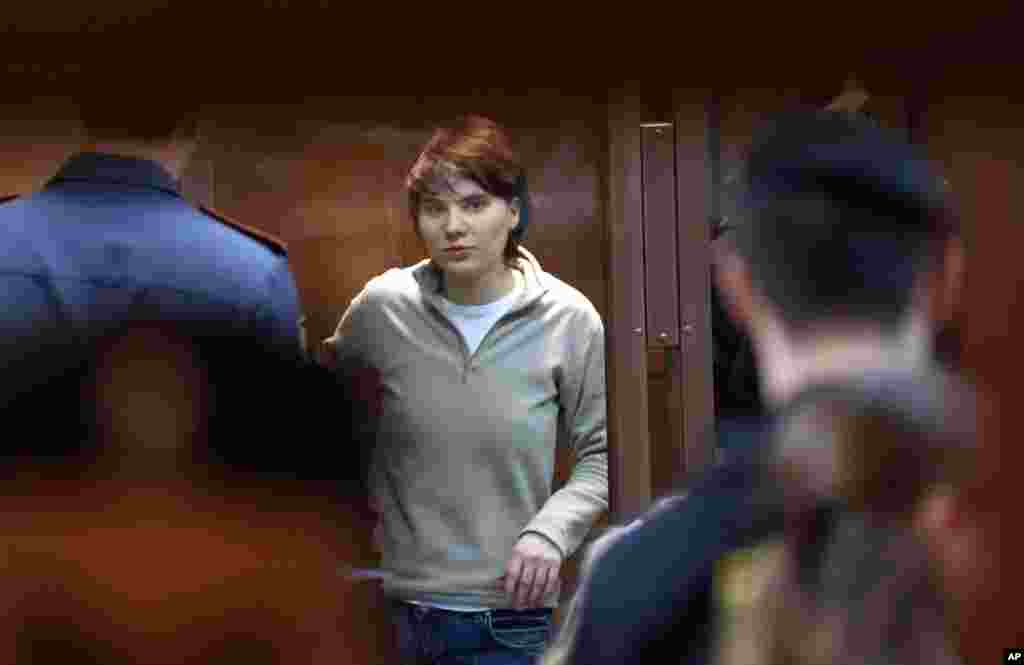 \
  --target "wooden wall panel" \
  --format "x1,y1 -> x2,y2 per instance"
647,348 -> 684,497
673,93 -> 715,479
919,94 -> 1024,660
0,99 -> 78,195
606,90 -> 652,521
641,123 -> 681,349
